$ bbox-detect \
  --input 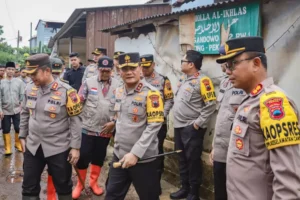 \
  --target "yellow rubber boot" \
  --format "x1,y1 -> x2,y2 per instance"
3,134 -> 12,156
15,133 -> 23,152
